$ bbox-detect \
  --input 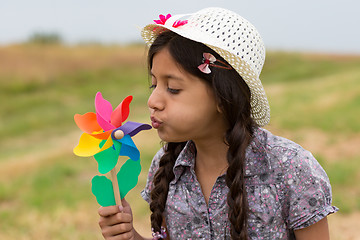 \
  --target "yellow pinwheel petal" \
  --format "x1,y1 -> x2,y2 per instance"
100,135 -> 114,152
74,133 -> 102,157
